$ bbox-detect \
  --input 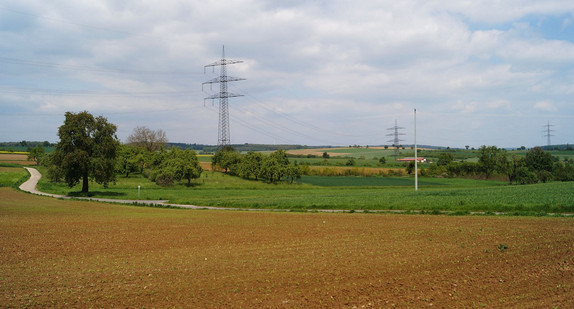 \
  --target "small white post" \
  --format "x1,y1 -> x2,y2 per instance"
138,185 -> 141,199
414,108 -> 418,191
